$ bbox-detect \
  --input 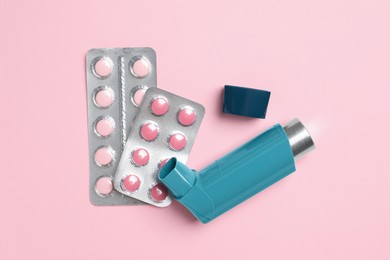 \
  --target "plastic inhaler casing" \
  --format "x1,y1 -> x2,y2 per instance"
159,119 -> 314,223
223,85 -> 271,118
